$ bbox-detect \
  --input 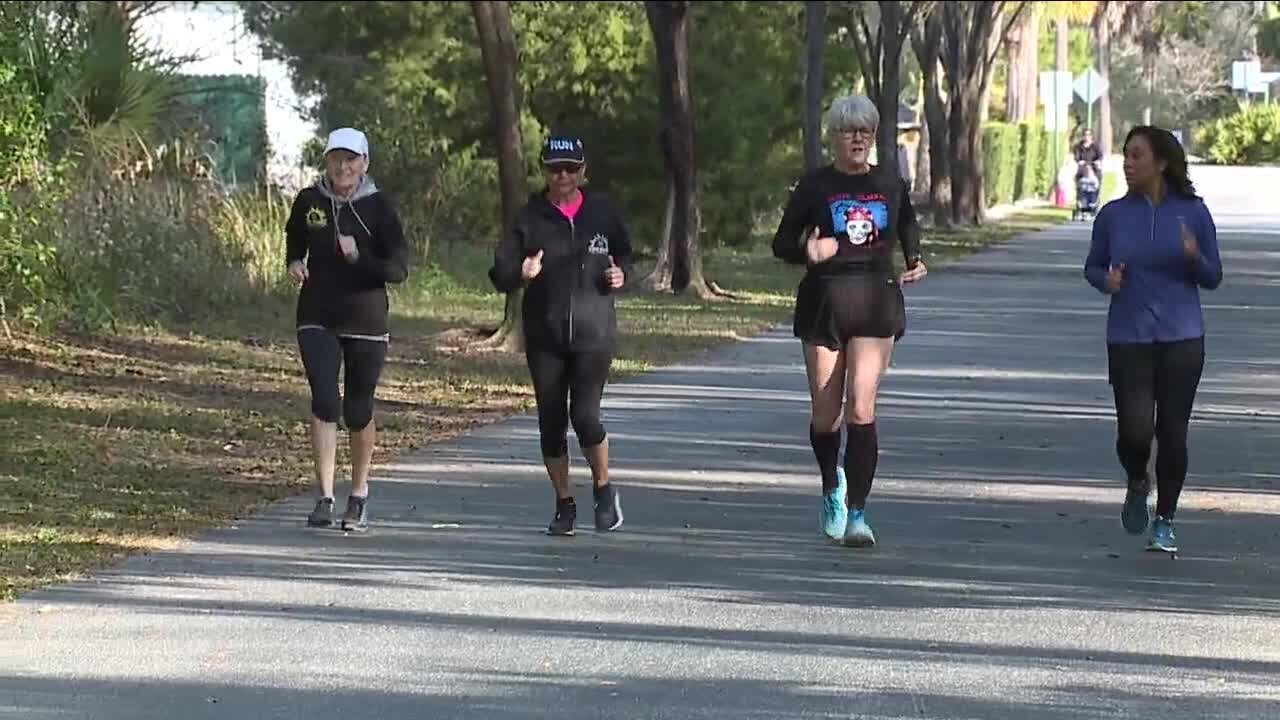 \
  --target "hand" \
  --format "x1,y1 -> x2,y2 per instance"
804,227 -> 839,265
605,255 -> 625,289
287,260 -> 308,284
1105,263 -> 1126,294
899,258 -> 928,284
521,250 -> 544,281
1180,219 -> 1199,260
338,234 -> 359,263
